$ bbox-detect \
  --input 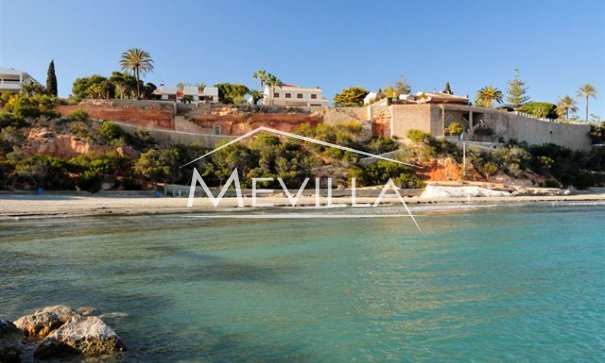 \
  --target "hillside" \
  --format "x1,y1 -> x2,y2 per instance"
1,93 -> 605,193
